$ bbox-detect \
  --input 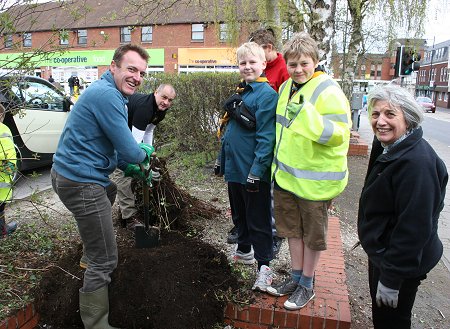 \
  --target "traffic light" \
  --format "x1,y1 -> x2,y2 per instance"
413,53 -> 421,71
401,48 -> 414,75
